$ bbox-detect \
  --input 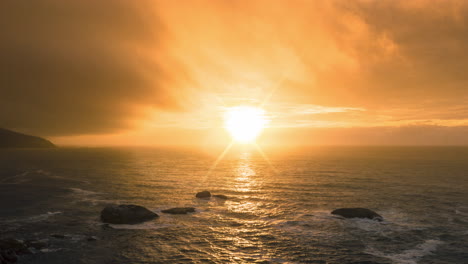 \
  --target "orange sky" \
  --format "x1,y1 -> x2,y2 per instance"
2,0 -> 468,146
